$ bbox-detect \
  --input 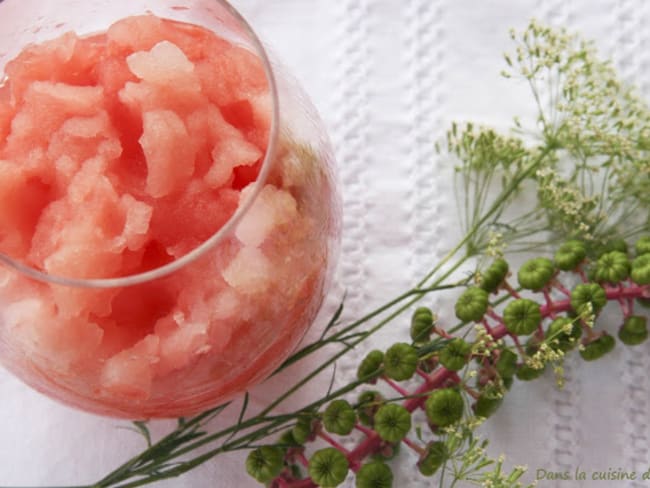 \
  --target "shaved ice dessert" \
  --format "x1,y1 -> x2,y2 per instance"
0,14 -> 339,418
